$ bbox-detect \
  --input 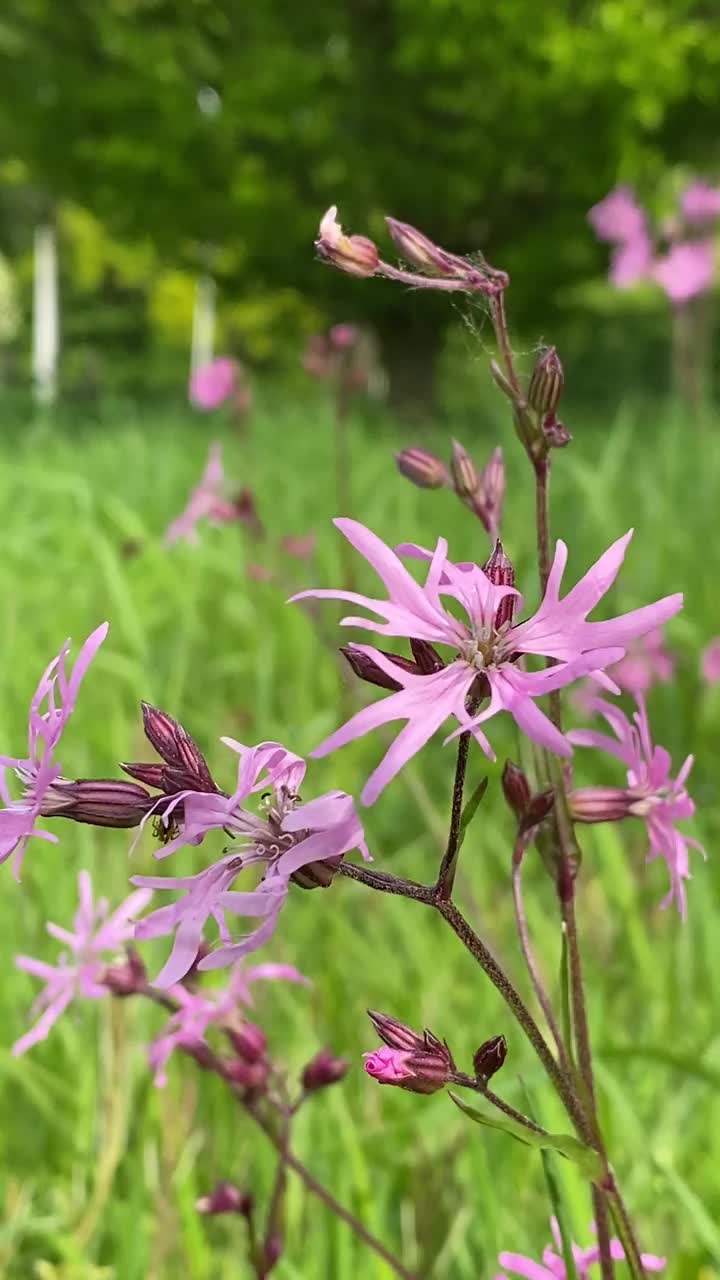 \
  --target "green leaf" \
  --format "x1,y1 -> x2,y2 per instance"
449,1092 -> 603,1181
457,775 -> 489,849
